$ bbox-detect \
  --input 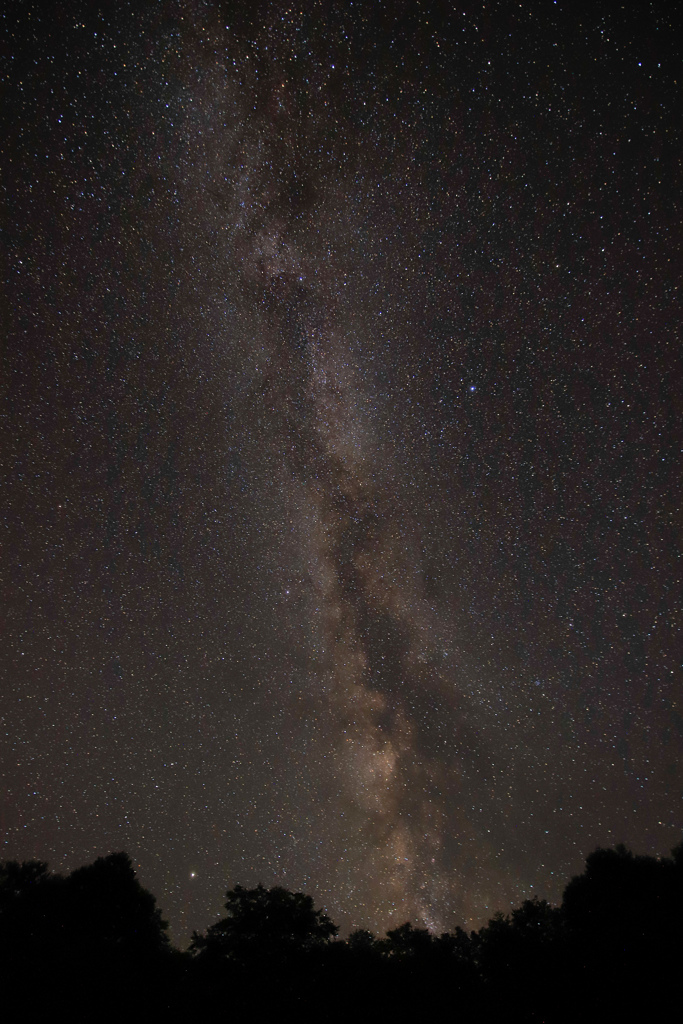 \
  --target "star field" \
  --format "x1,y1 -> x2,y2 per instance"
2,1 -> 681,943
